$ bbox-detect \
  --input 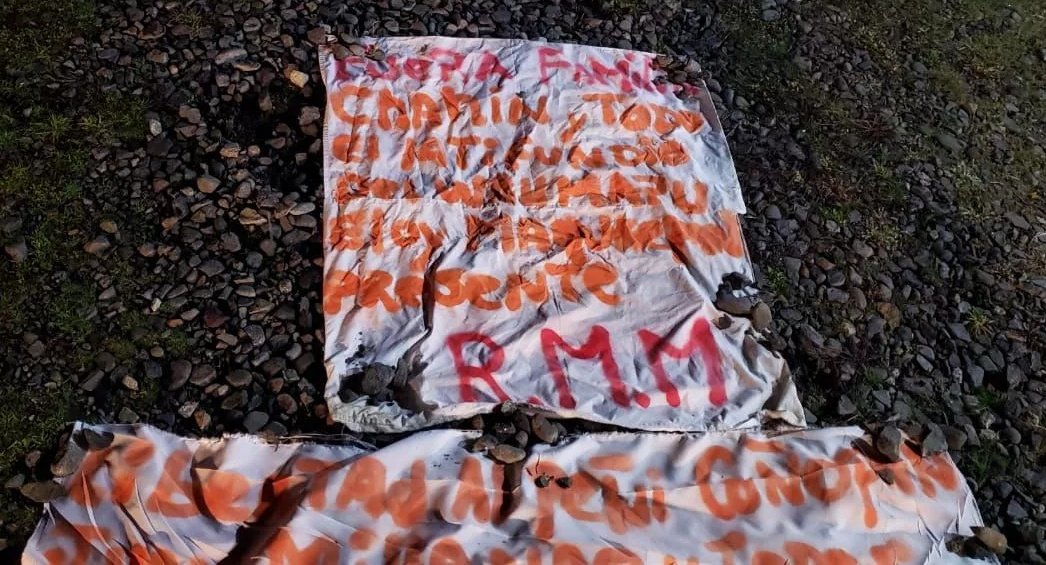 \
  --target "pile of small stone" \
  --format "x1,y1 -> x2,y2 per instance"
713,273 -> 773,333
336,358 -> 433,413
465,404 -> 567,473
